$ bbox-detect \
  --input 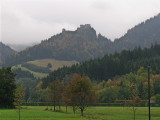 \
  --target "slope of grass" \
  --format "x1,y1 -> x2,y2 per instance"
12,59 -> 77,79
1,106 -> 160,120
12,65 -> 48,78
28,59 -> 77,71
